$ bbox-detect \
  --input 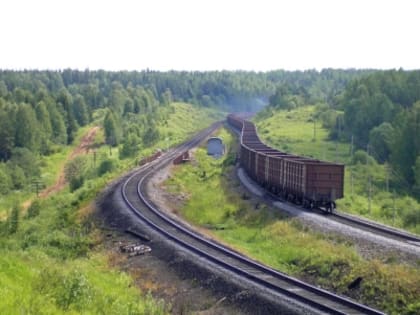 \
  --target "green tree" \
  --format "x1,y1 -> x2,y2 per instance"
103,110 -> 120,146
413,156 -> 420,198
35,101 -> 53,154
142,124 -> 160,147
48,102 -> 67,144
73,94 -> 90,126
391,103 -> 420,186
10,147 -> 40,179
14,104 -> 39,152
119,134 -> 140,159
0,165 -> 12,194
369,122 -> 395,163
35,101 -> 52,136
26,199 -> 41,218
0,108 -> 15,160
8,163 -> 26,189
65,156 -> 88,192
8,204 -> 20,234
